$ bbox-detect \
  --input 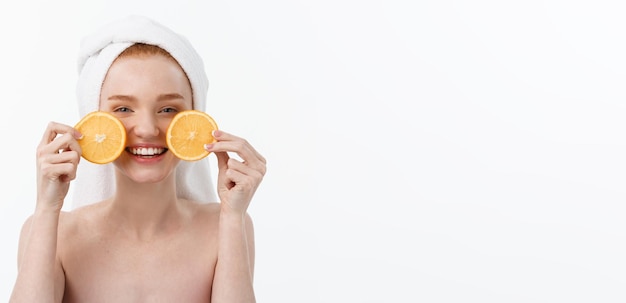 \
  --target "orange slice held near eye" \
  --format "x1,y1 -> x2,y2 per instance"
74,111 -> 127,164
166,110 -> 219,161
